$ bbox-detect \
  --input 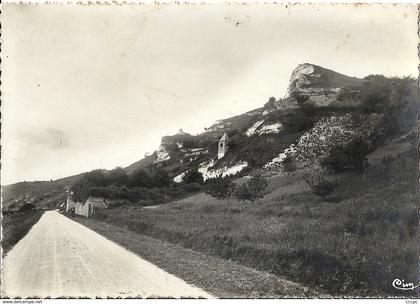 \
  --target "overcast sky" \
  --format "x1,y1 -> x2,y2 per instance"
2,4 -> 418,185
